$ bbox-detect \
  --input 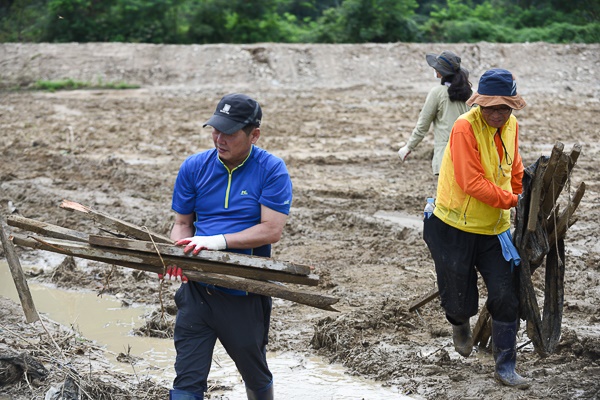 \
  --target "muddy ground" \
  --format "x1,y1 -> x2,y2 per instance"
0,42 -> 599,400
